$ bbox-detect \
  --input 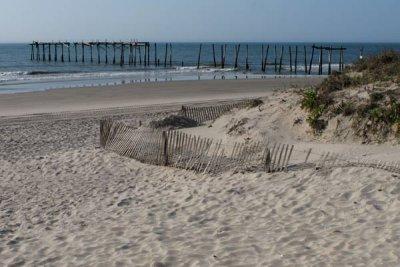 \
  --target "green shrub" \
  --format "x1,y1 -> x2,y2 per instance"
353,50 -> 400,82
301,88 -> 318,111
369,107 -> 385,122
387,98 -> 400,124
306,105 -> 326,132
301,88 -> 329,131
318,71 -> 360,94
301,51 -> 400,139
